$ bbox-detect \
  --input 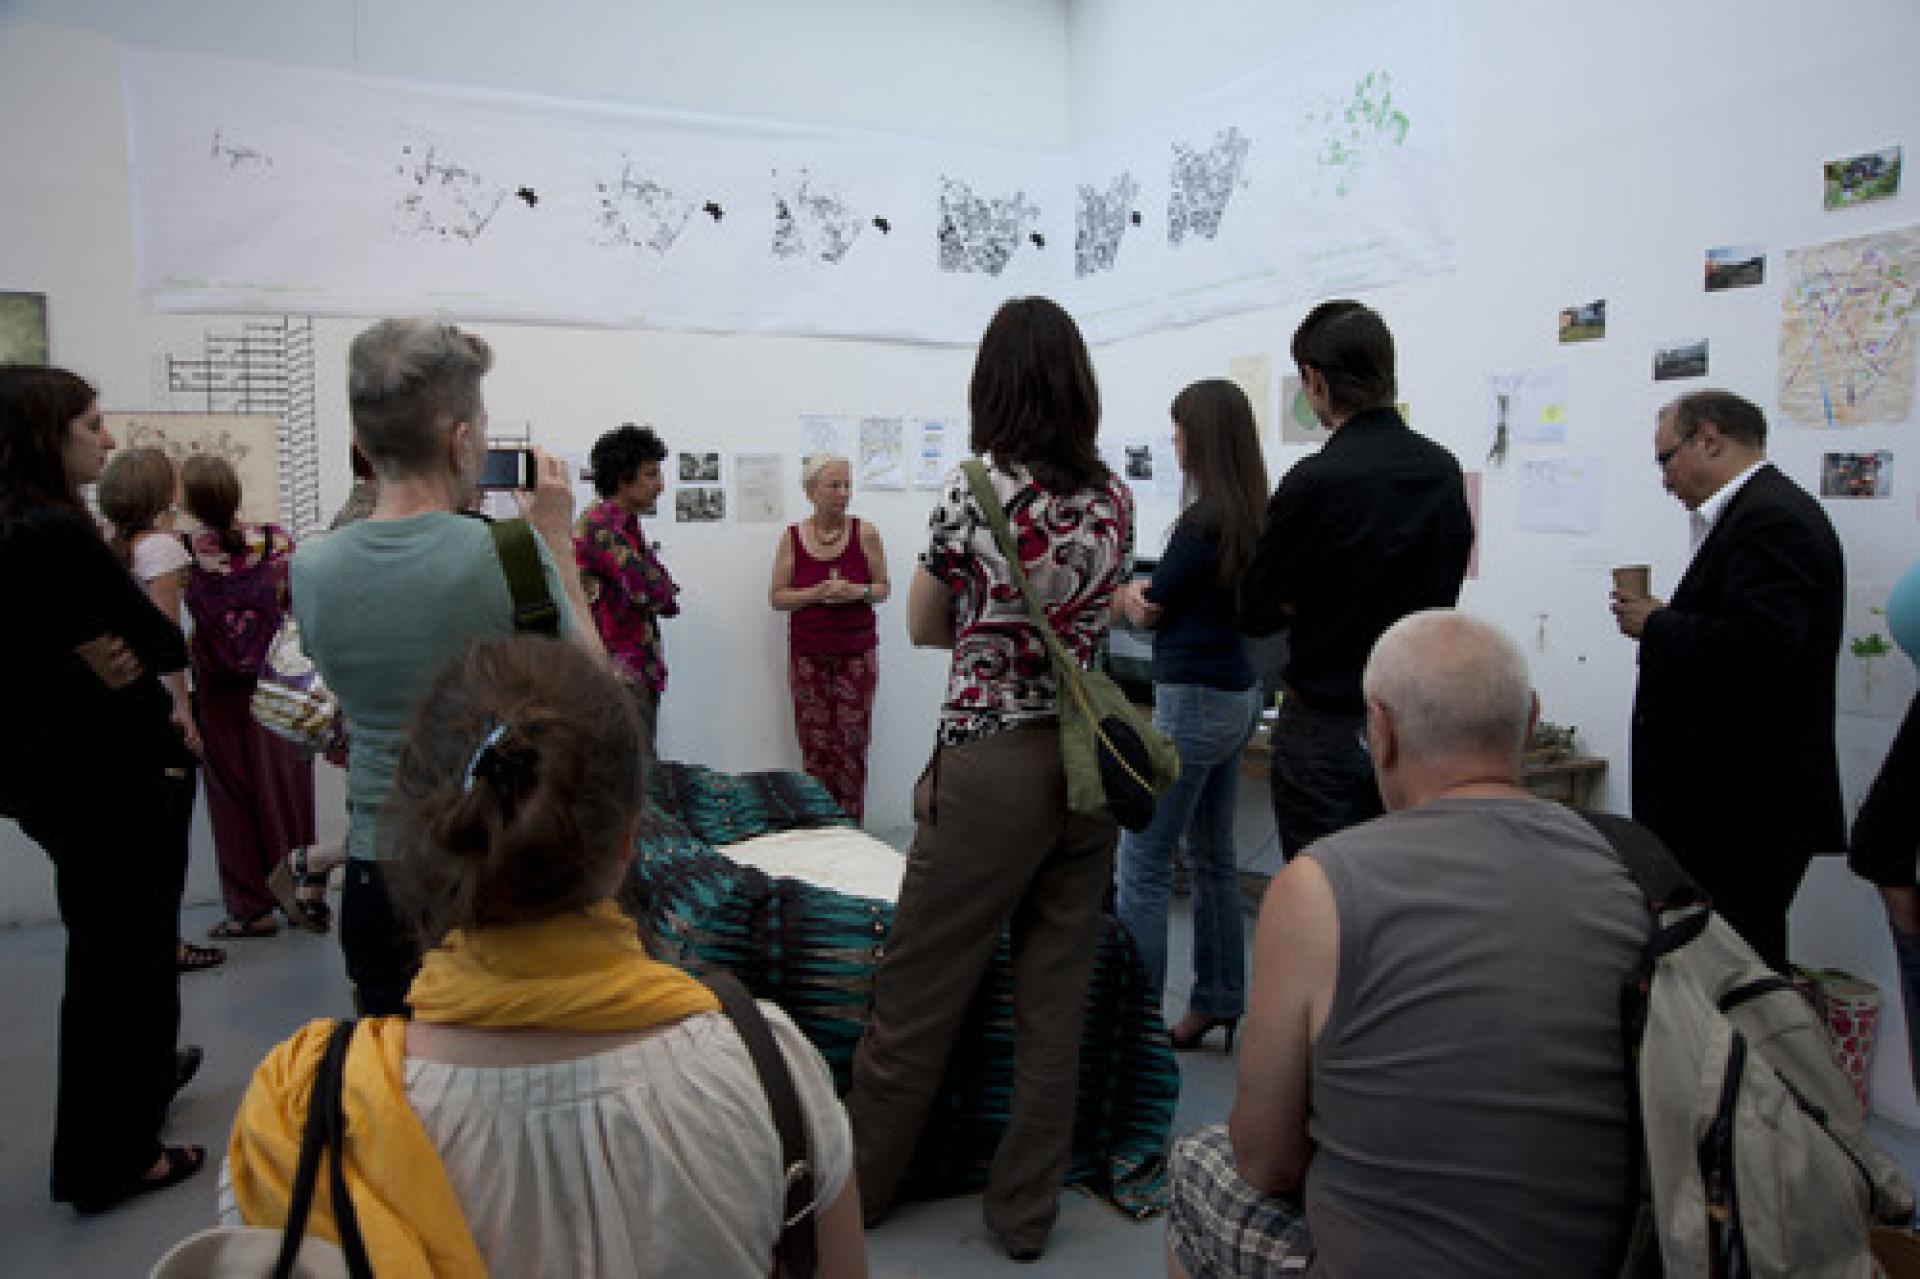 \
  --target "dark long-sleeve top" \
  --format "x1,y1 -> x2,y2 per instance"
0,504 -> 187,811
1850,692 -> 1920,889
1237,407 -> 1473,714
1143,512 -> 1255,691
